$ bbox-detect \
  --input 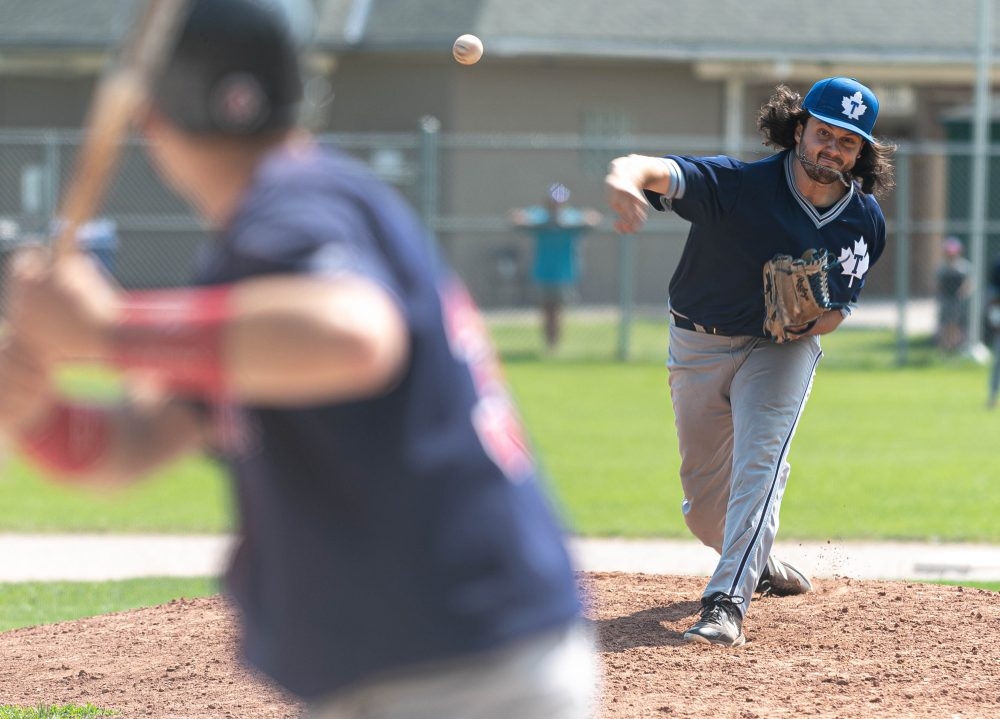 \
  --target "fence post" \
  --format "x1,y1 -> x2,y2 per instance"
968,0 -> 993,356
617,232 -> 634,361
44,132 -> 61,222
895,149 -> 911,366
418,115 -> 441,260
